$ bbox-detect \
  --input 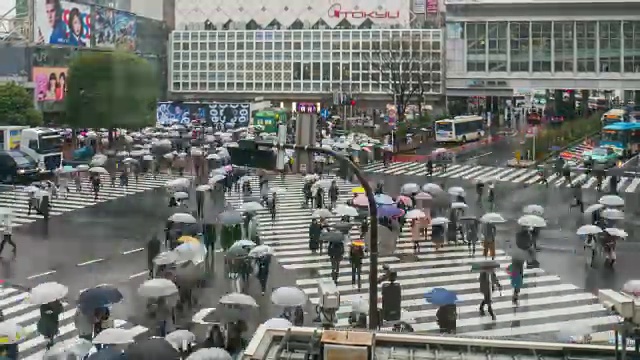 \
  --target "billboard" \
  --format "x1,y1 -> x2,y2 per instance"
34,0 -> 91,47
32,67 -> 68,102
94,6 -> 137,50
156,102 -> 251,130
